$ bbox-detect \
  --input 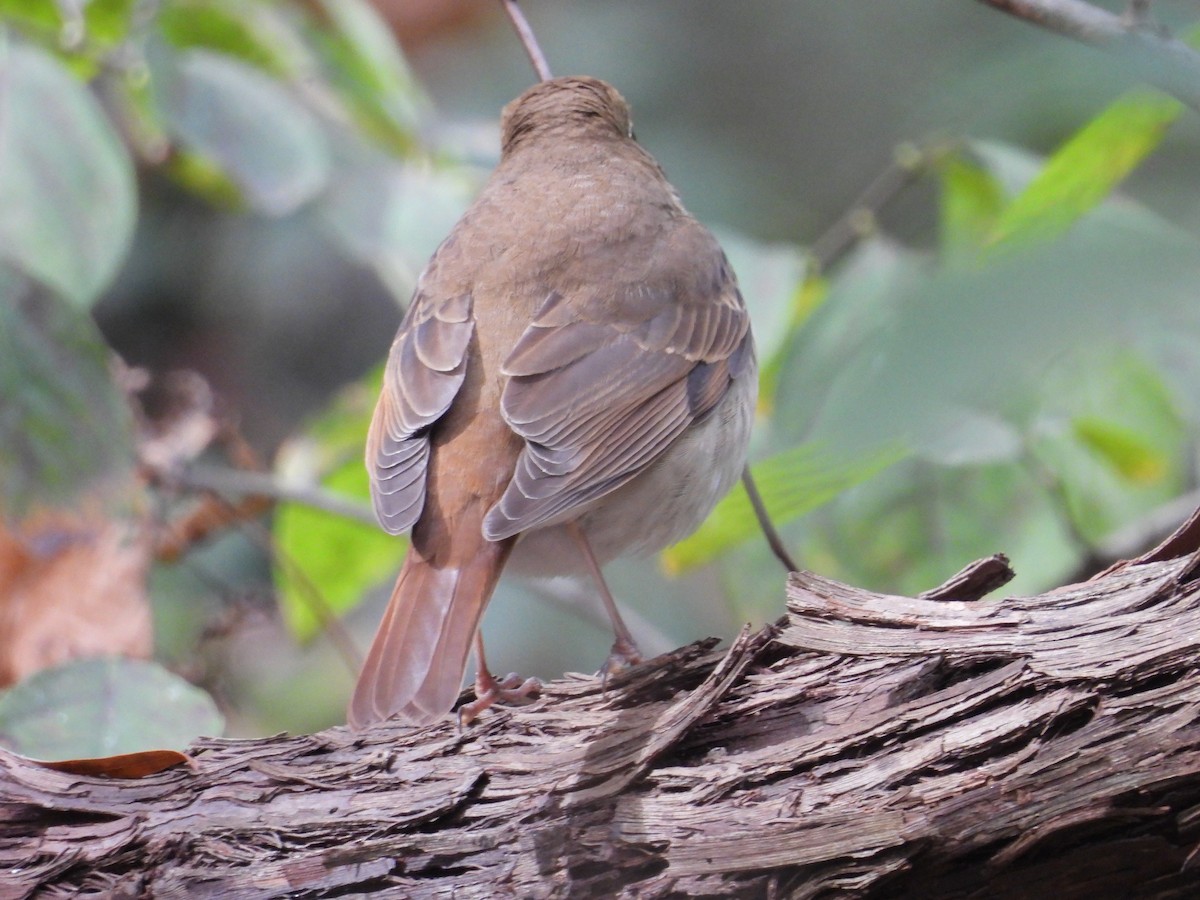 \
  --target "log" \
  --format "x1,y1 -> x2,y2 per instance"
4,510 -> 1200,898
